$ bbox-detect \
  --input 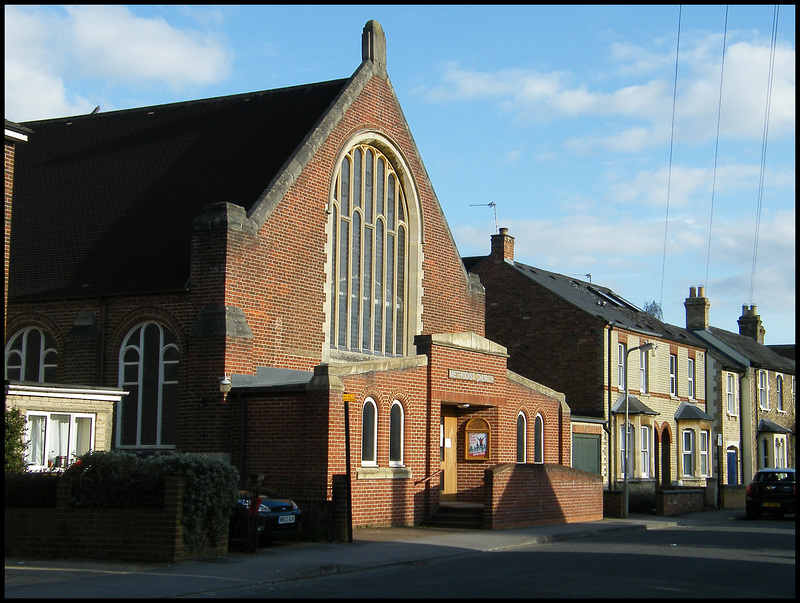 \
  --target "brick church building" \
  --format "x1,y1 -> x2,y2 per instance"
5,21 -> 601,538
